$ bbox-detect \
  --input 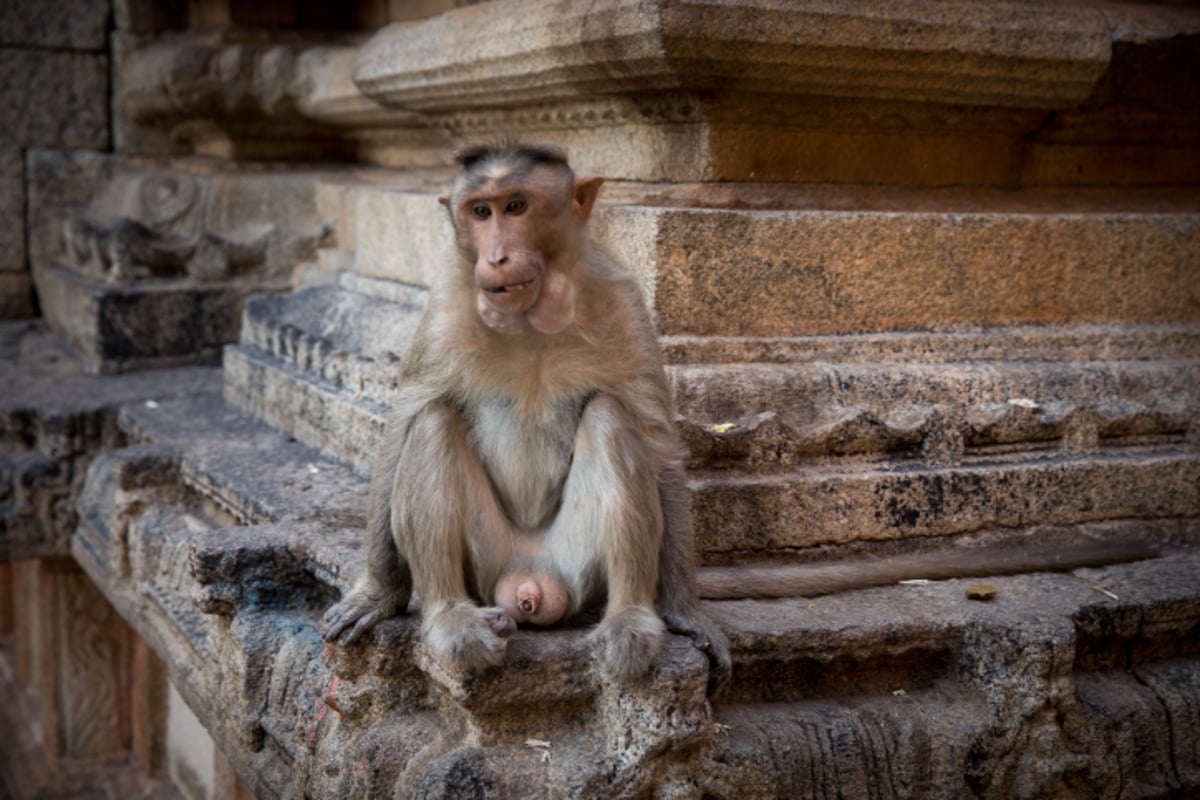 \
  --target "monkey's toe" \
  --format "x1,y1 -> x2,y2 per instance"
424,602 -> 511,675
485,609 -> 517,637
591,606 -> 665,683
